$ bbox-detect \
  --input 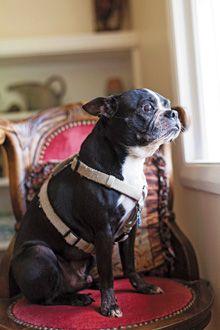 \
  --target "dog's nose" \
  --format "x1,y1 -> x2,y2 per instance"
164,110 -> 178,120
